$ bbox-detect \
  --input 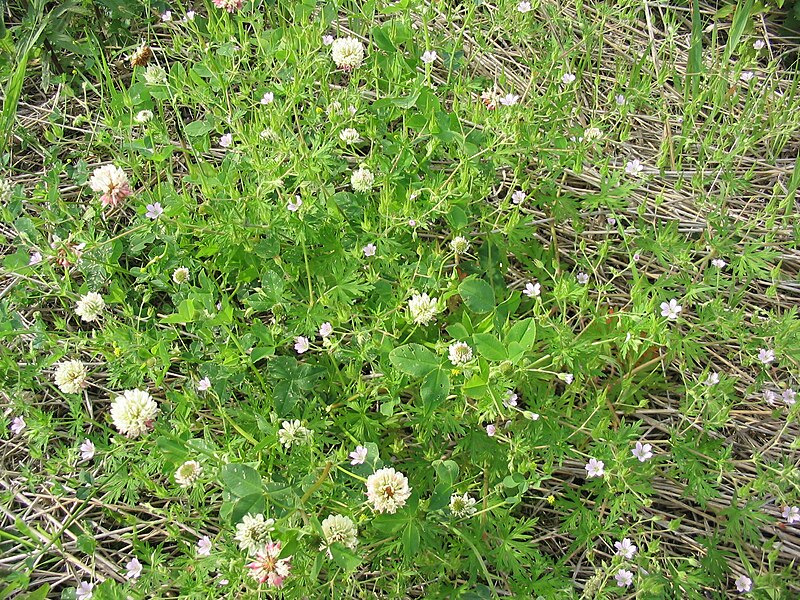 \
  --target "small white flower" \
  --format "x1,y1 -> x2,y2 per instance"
278,420 -> 312,448
235,513 -> 275,555
782,388 -> 796,407
625,159 -> 644,177
321,514 -> 359,554
260,91 -> 274,105
339,128 -> 361,144
734,574 -> 752,593
577,272 -> 589,285
585,458 -> 604,478
349,445 -> 368,465
362,243 -> 377,257
753,39 -> 765,50
704,371 -> 720,386
449,492 -> 477,518
75,581 -> 94,600
88,164 -> 132,208
450,236 -> 470,255
408,293 -> 439,325
614,538 -> 637,559
172,267 -> 190,284
583,126 -> 602,141
174,460 -> 203,488
757,348 -> 775,365
143,65 -> 167,86
660,299 -> 682,320
161,10 -> 172,21
740,71 -> 755,83
53,360 -> 88,395
504,390 -> 518,407
711,258 -> 726,268
561,72 -> 576,85
448,341 -> 473,365
184,10 -> 196,21
331,37 -> 365,70
486,424 -> 496,437
421,50 -> 438,64
0,177 -> 13,203
29,251 -> 43,266
517,1 -> 532,13
125,557 -> 143,580
322,35 -> 334,46
75,292 -> 105,323
511,190 -> 526,204
523,281 -> 541,298
288,195 -> 302,212
351,166 -> 375,193
763,388 -> 778,406
615,569 -> 633,588
499,93 -> 520,106
615,93 -> 626,105
632,441 -> 653,462
197,377 -> 211,392
219,133 -> 233,148
366,467 -> 411,514
145,202 -> 163,219
197,535 -> 212,556
319,322 -> 333,338
782,505 -> 800,524
134,109 -> 154,124
110,389 -> 159,438
294,336 -> 310,354
80,439 -> 95,461
10,416 -> 26,435
561,373 -> 574,385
